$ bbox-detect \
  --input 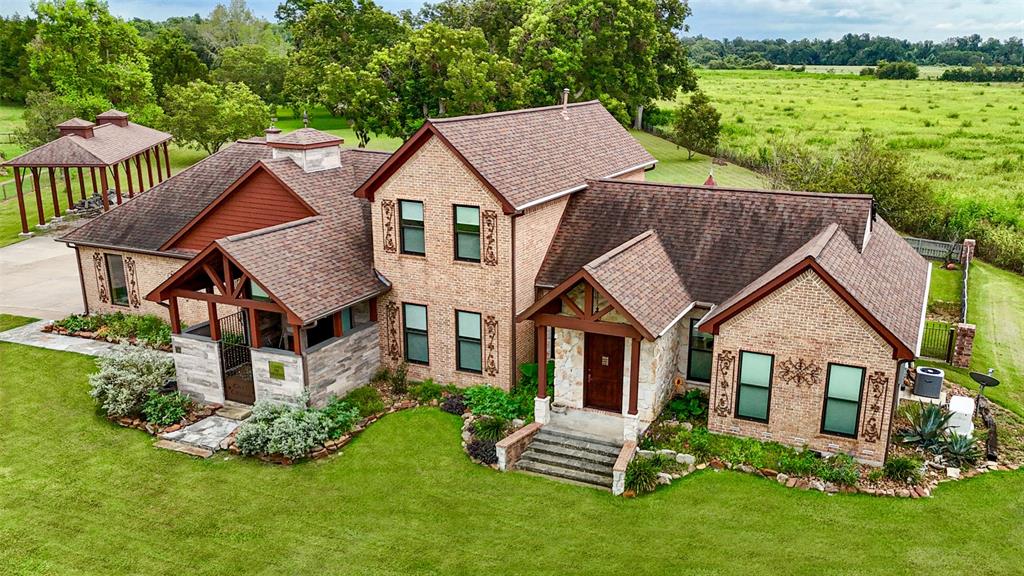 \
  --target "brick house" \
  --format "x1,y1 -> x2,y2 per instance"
60,100 -> 929,474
